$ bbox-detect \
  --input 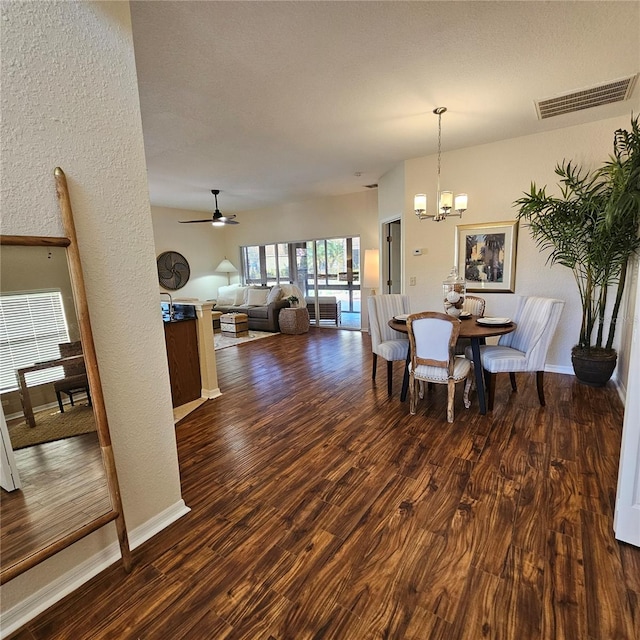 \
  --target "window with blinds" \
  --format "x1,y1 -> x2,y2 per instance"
0,291 -> 70,393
